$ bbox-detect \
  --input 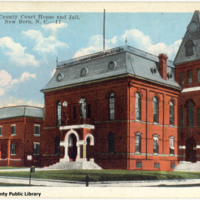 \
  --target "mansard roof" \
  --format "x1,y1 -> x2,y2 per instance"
41,45 -> 180,93
174,10 -> 200,65
0,105 -> 44,120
